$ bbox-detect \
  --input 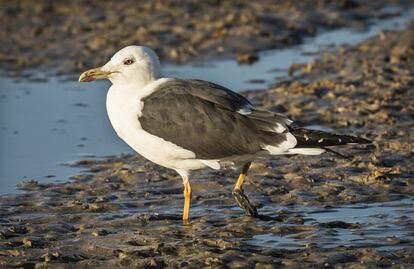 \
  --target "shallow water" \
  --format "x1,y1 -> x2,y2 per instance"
0,7 -> 413,194
249,198 -> 414,250
165,6 -> 414,90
